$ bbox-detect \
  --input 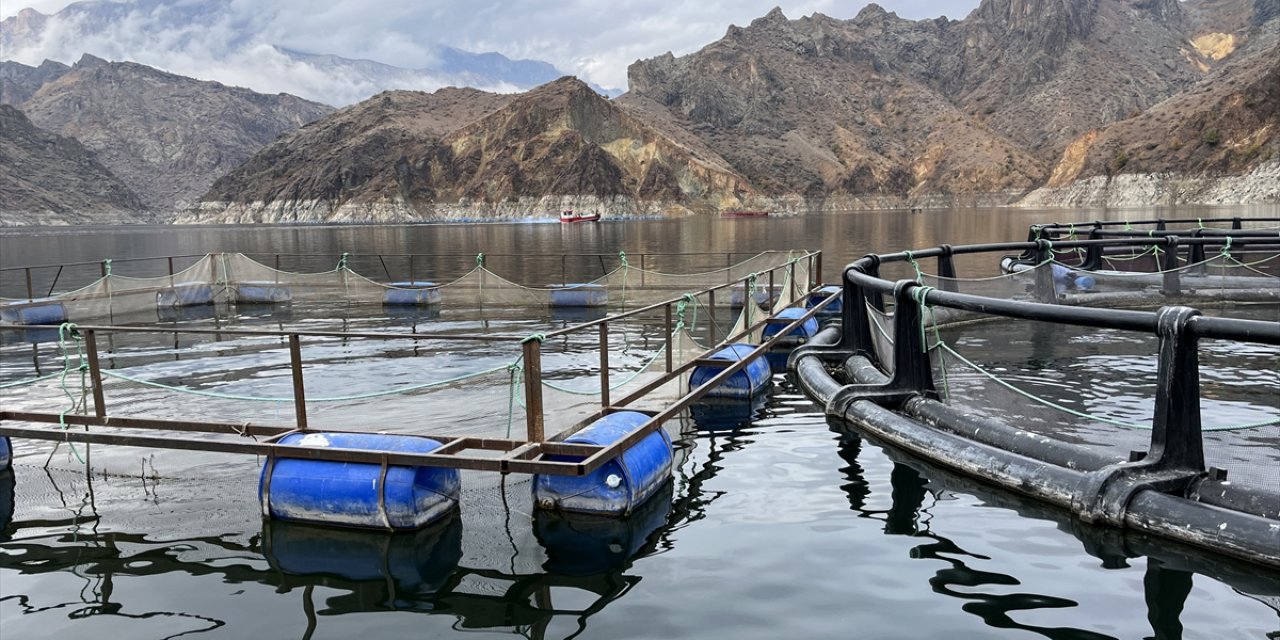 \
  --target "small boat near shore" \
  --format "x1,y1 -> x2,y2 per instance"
722,210 -> 771,218
559,209 -> 601,223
